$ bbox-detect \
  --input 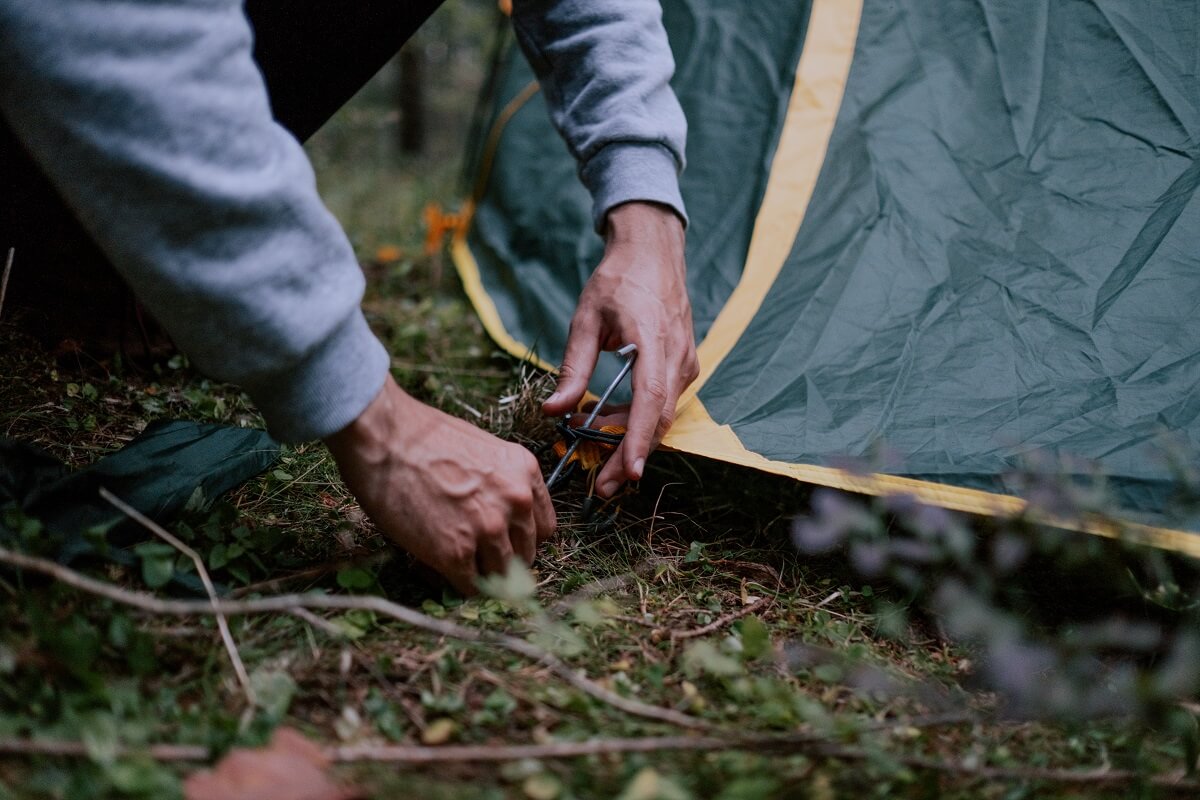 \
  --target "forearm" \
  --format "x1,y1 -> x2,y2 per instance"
0,0 -> 388,441
511,0 -> 688,232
